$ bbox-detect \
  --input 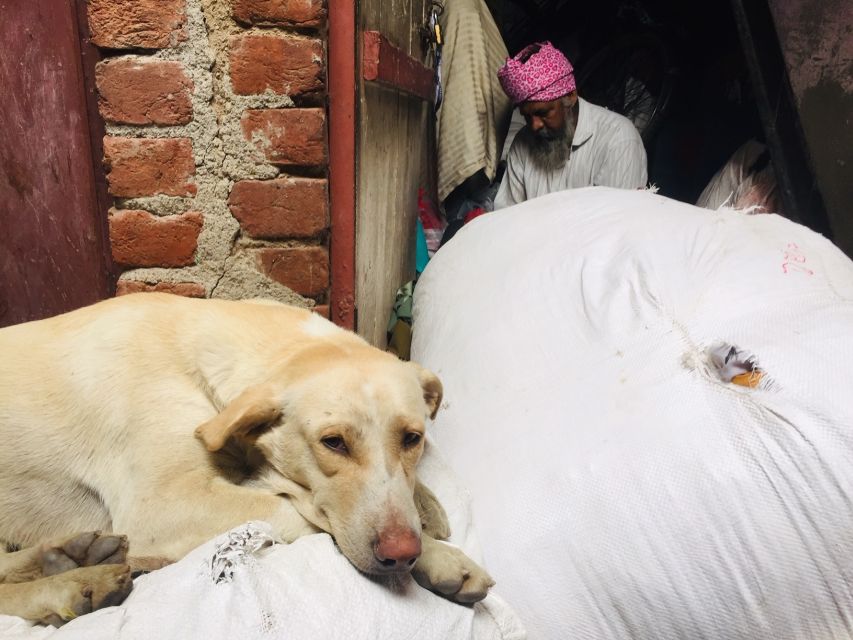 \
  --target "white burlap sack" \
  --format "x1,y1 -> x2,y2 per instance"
412,187 -> 853,639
